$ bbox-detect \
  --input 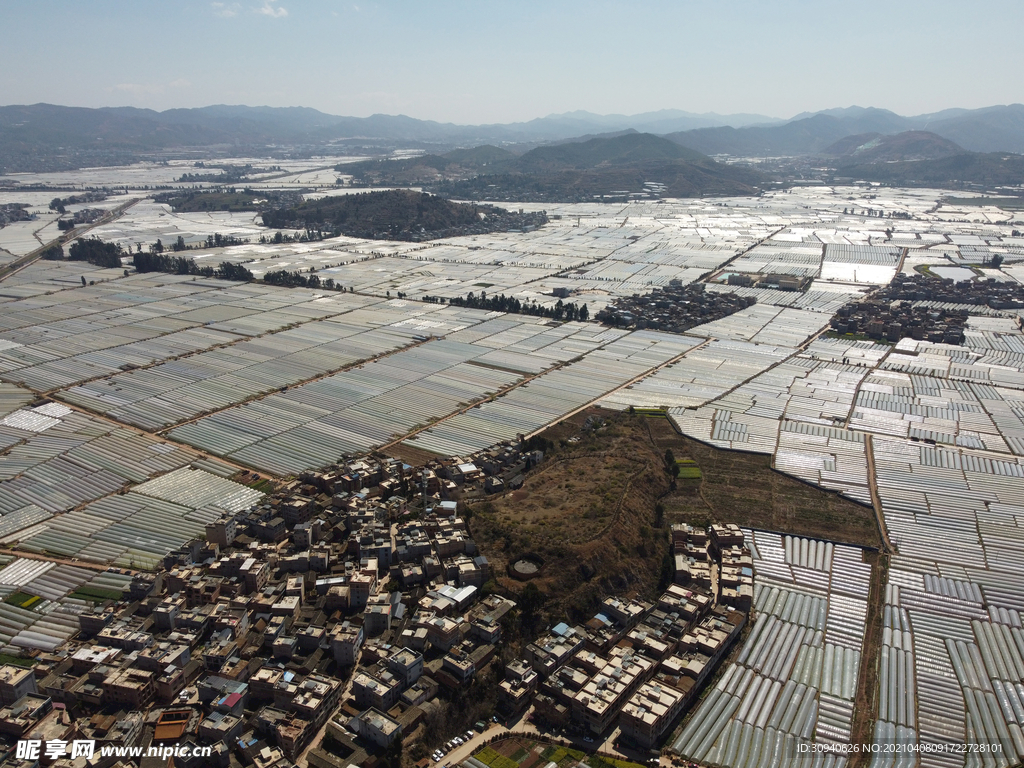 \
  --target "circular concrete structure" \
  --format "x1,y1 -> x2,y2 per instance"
509,553 -> 546,580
